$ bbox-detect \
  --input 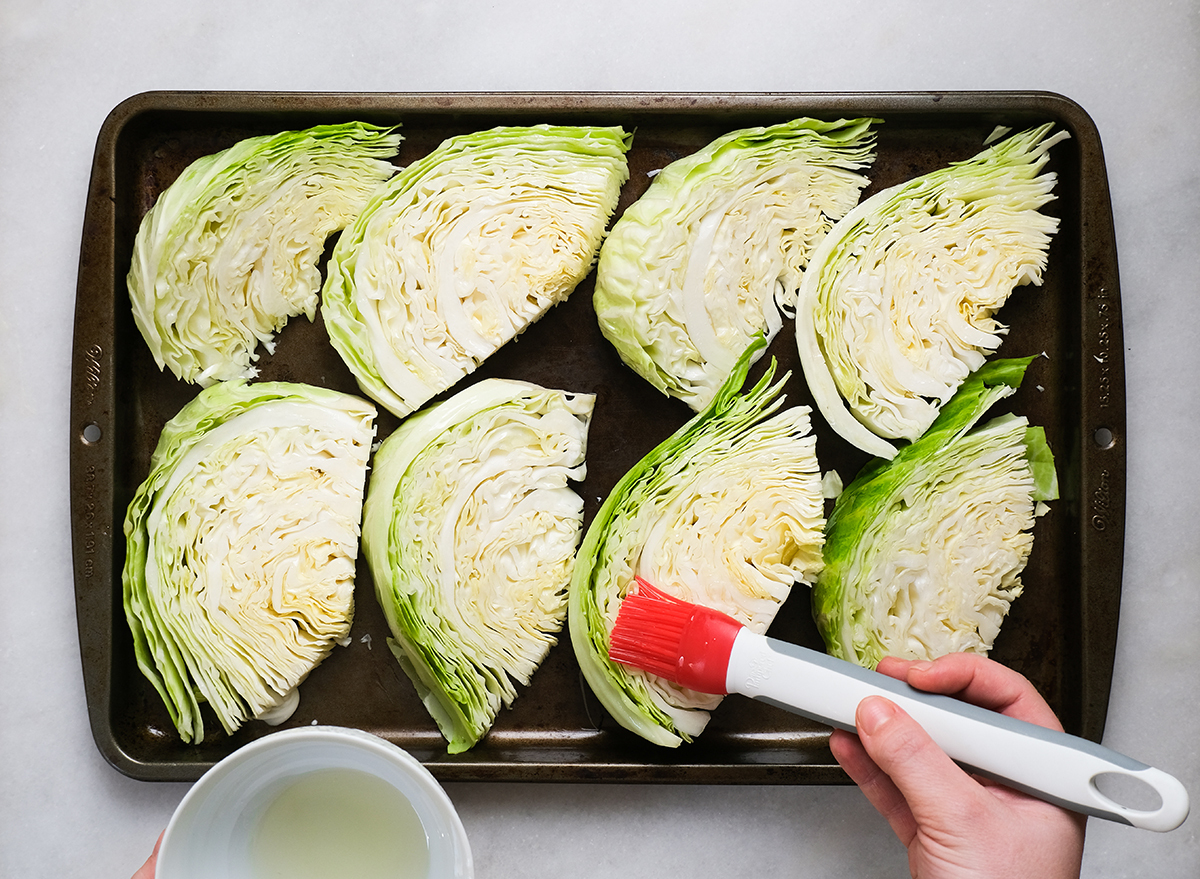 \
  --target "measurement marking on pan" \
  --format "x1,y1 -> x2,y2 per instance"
82,465 -> 97,583
1093,289 -> 1112,409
